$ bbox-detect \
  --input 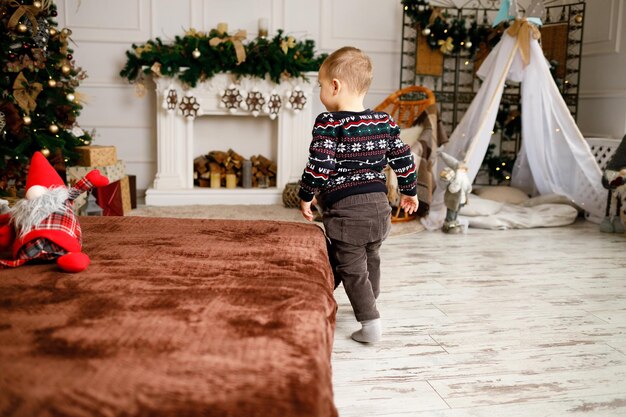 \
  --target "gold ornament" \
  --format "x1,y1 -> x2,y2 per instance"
422,27 -> 431,36
41,147 -> 50,157
192,48 -> 201,59
48,79 -> 57,87
33,1 -> 42,8
17,23 -> 28,33
23,115 -> 32,125
465,40 -> 472,49
61,64 -> 71,74
61,28 -> 71,36
66,93 -> 75,102
49,27 -> 57,36
575,14 -> 583,24
49,124 -> 59,134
